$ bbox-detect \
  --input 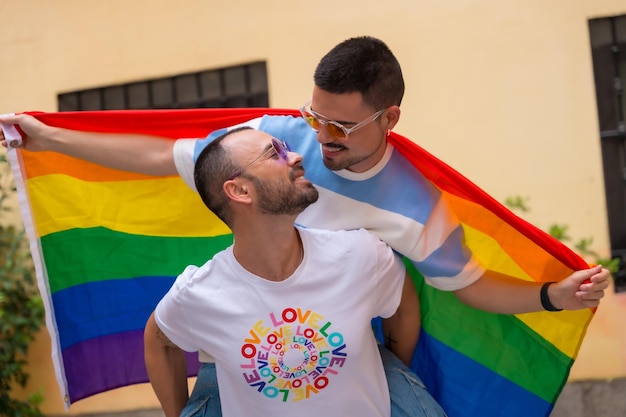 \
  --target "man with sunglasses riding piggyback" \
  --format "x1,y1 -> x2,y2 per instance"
0,35 -> 610,417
